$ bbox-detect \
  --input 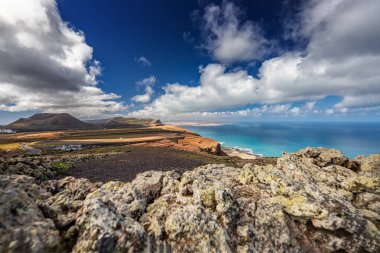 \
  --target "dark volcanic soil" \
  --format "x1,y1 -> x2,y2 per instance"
58,147 -> 208,182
